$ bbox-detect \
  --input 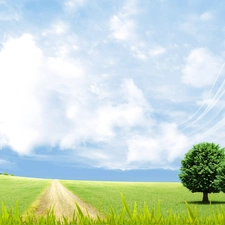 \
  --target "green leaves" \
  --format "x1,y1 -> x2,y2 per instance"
179,142 -> 225,199
214,163 -> 225,193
